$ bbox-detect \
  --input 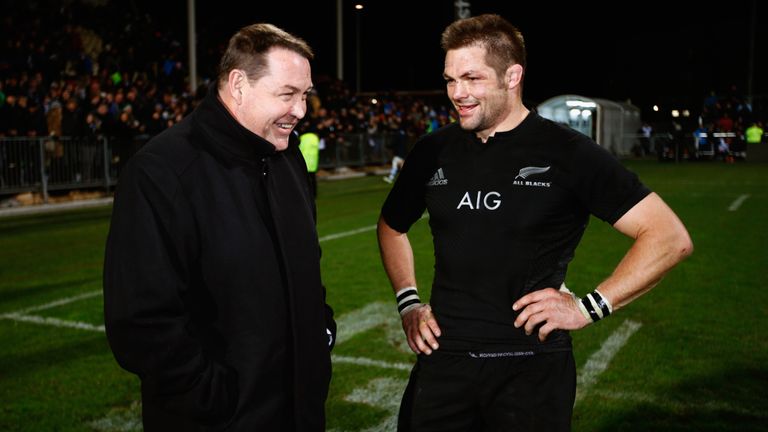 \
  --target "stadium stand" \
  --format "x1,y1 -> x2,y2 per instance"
0,1 -> 764,203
